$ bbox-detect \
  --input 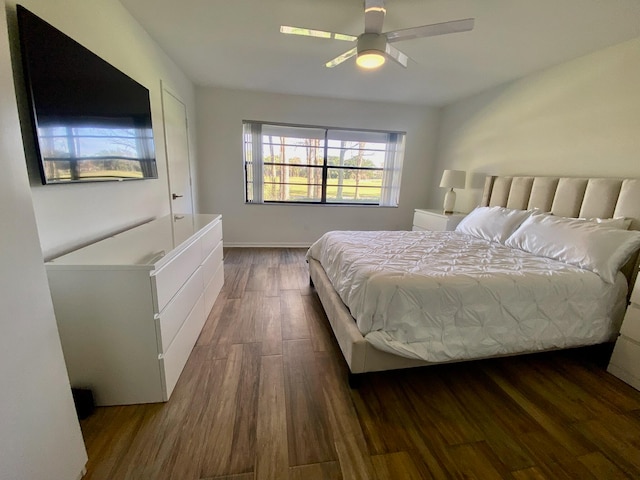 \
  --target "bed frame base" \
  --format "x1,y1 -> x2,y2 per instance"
309,257 -> 437,374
